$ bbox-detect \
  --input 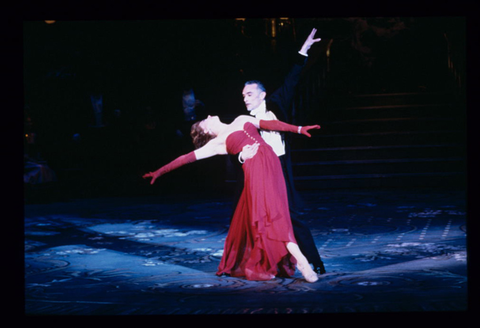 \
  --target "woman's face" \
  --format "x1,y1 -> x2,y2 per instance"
200,115 -> 219,134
